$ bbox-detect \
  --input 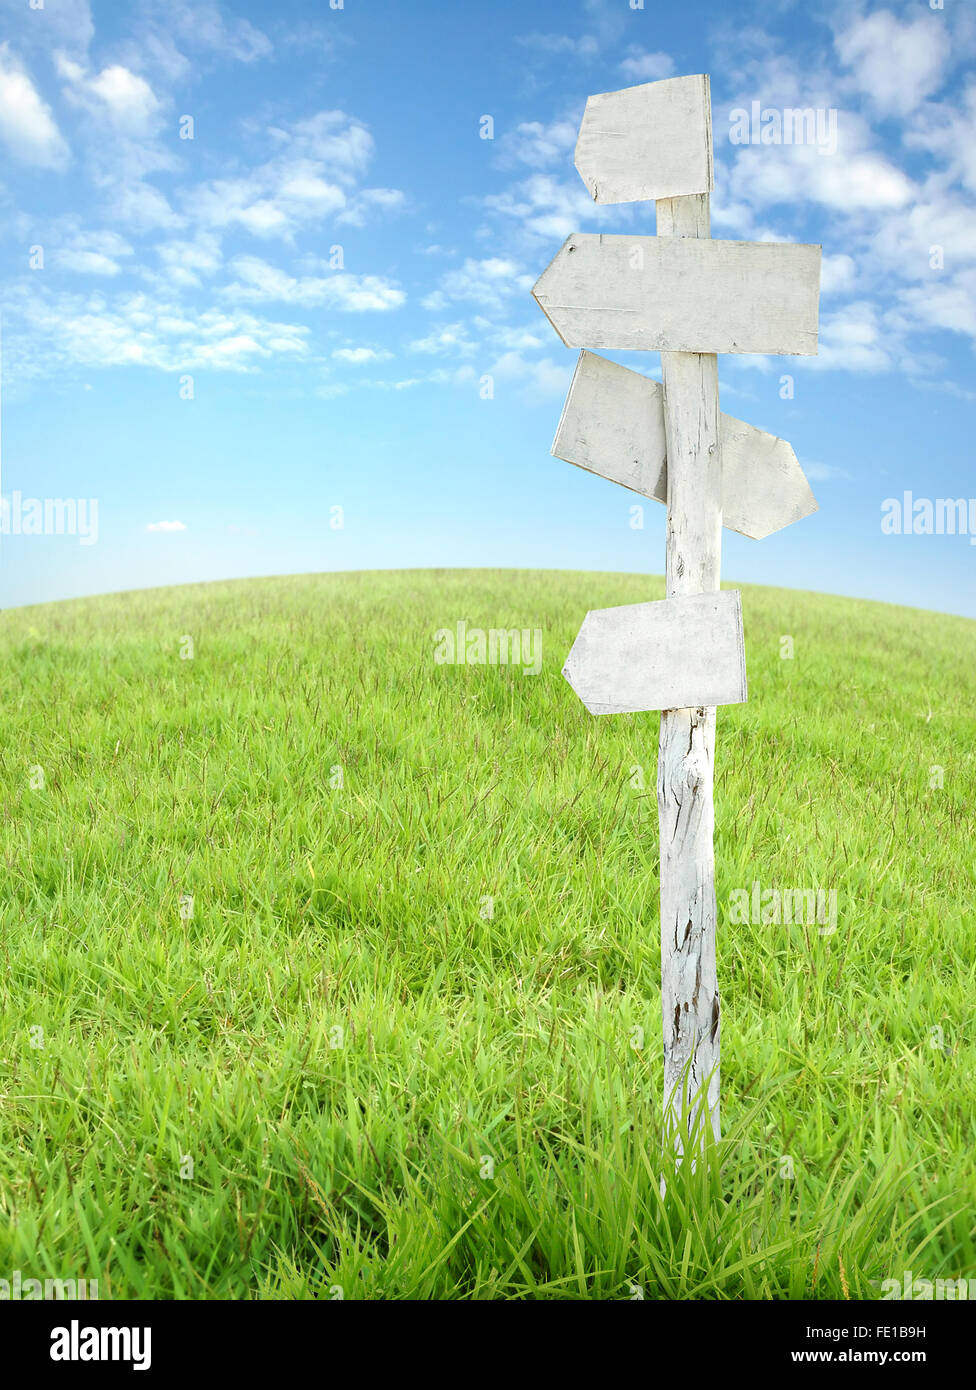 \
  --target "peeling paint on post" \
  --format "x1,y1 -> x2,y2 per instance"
655,189 -> 724,1151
